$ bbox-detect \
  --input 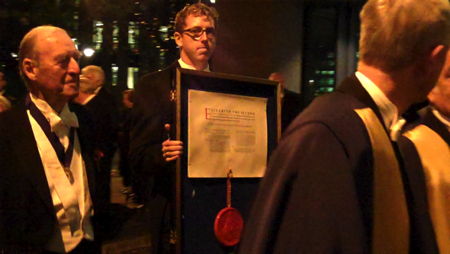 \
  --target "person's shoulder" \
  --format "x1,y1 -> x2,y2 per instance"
139,62 -> 178,83
98,86 -> 112,96
403,106 -> 450,144
284,91 -> 367,136
0,100 -> 26,123
95,86 -> 115,103
135,62 -> 178,97
284,89 -> 301,98
302,92 -> 362,120
69,102 -> 91,123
